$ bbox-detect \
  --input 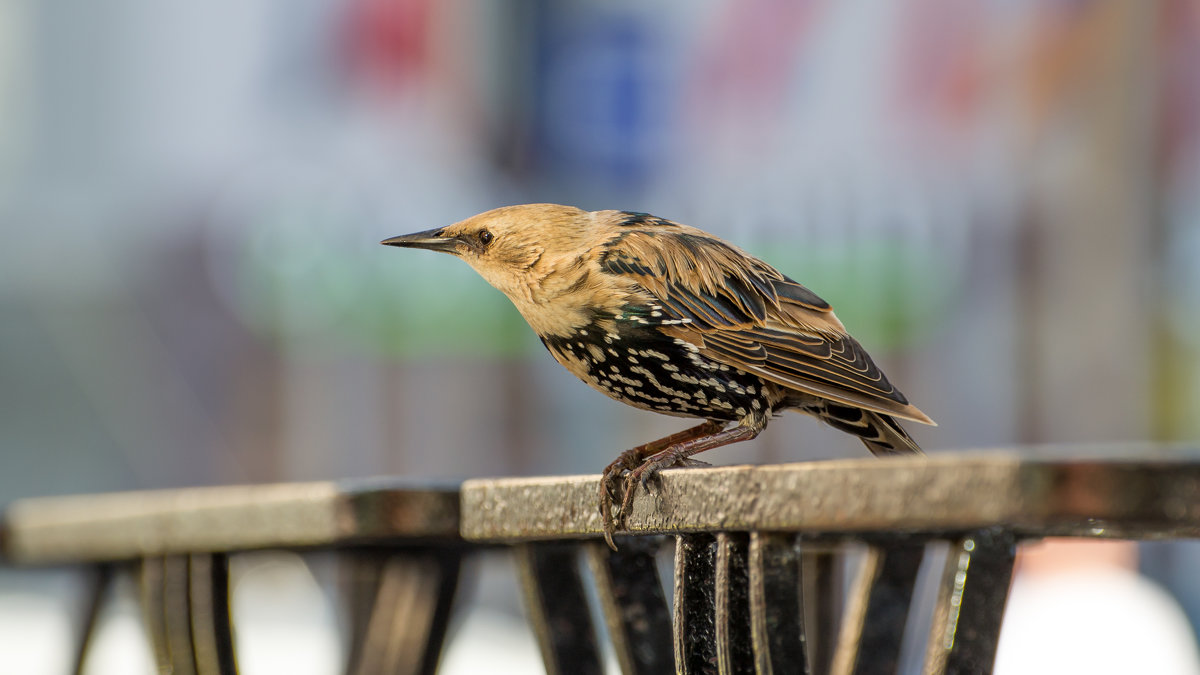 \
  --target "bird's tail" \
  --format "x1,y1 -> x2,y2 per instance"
801,401 -> 924,456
